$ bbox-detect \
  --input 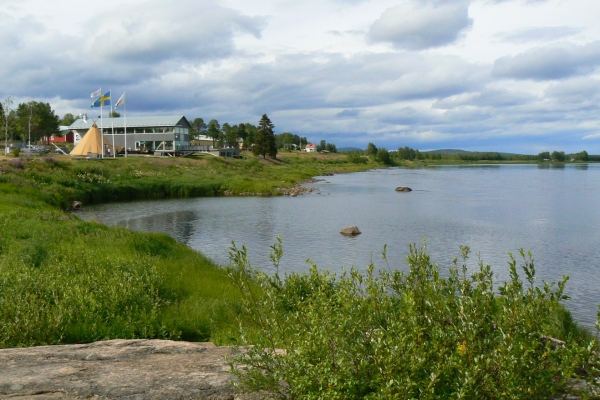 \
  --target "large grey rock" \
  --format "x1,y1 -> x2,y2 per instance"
0,339 -> 259,399
340,226 -> 361,236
